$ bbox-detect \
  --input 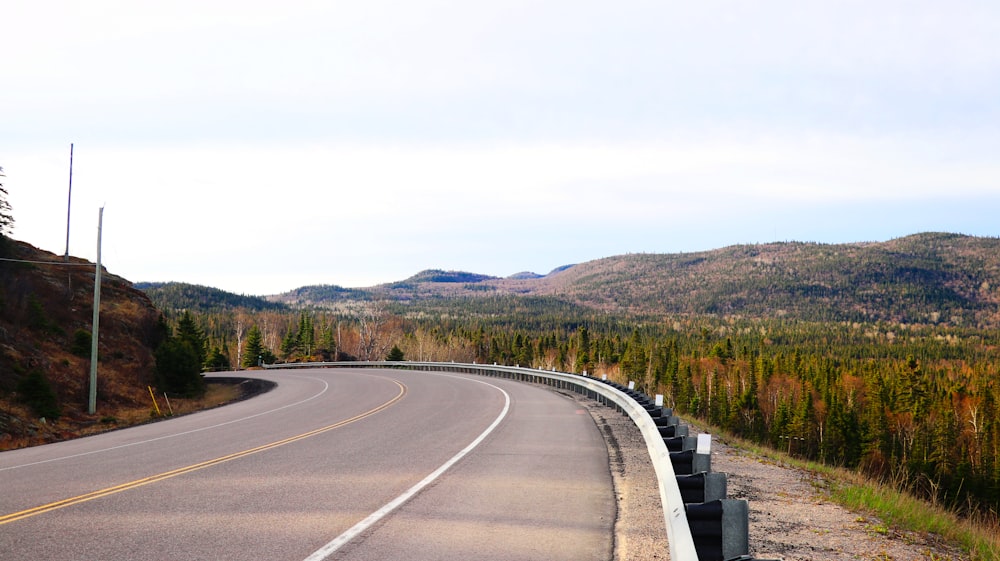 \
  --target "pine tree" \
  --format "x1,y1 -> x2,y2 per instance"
0,166 -> 13,238
318,323 -> 335,357
243,325 -> 265,367
205,346 -> 231,370
298,312 -> 314,356
155,338 -> 205,397
620,331 -> 647,382
280,329 -> 298,357
386,345 -> 404,361
175,311 -> 207,367
574,326 -> 591,373
16,370 -> 60,419
155,312 -> 207,397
